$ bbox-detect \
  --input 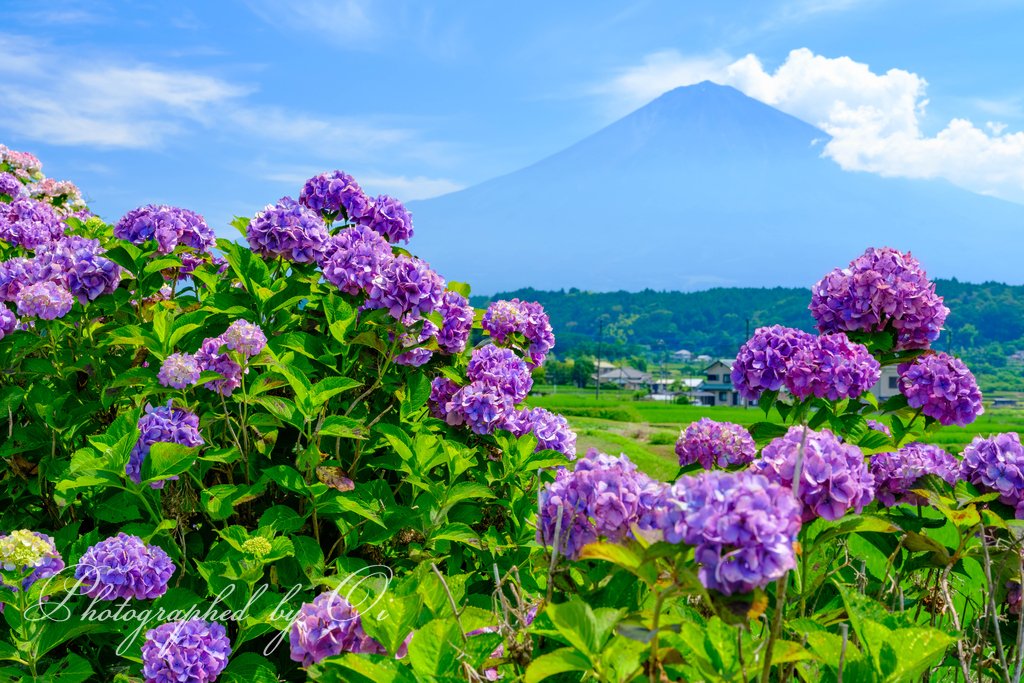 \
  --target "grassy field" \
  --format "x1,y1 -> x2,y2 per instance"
527,384 -> 1024,480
